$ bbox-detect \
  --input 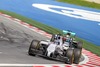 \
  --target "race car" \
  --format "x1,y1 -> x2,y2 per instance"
28,30 -> 83,64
